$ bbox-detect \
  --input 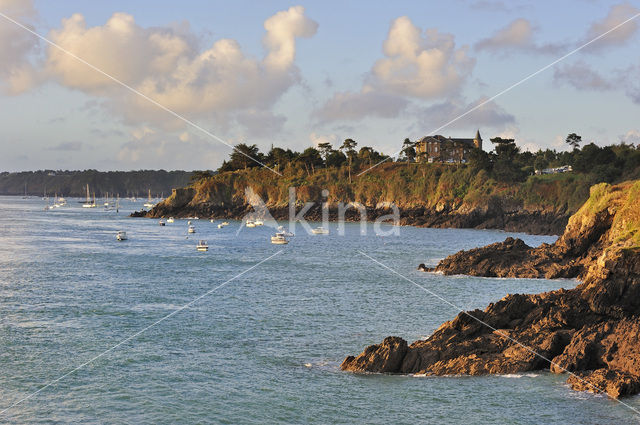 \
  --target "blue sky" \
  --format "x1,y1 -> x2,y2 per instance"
0,0 -> 639,171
